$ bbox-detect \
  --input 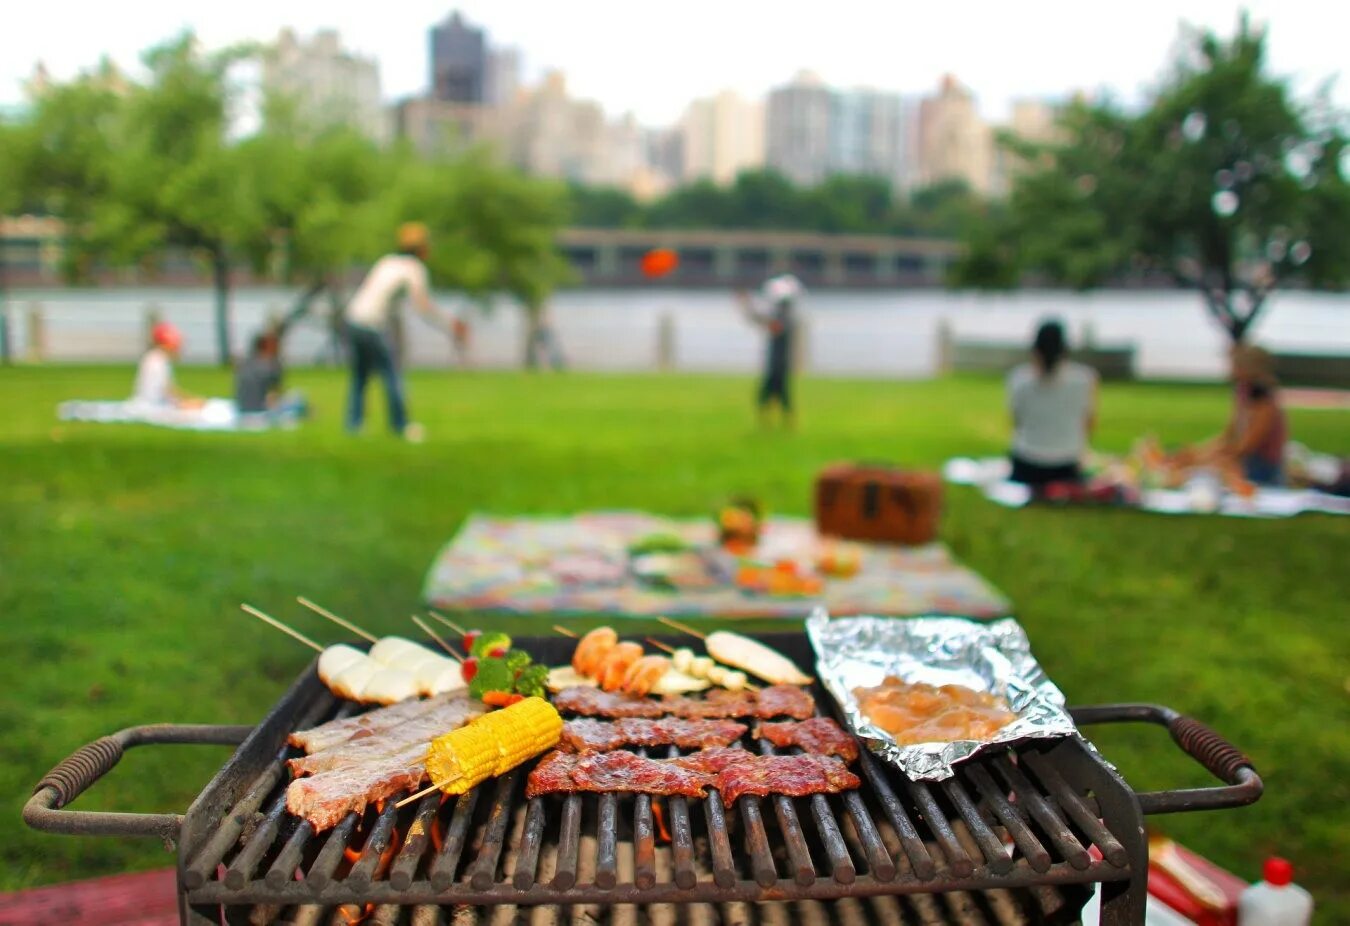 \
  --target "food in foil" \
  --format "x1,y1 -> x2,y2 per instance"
807,612 -> 1078,781
852,677 -> 1016,745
